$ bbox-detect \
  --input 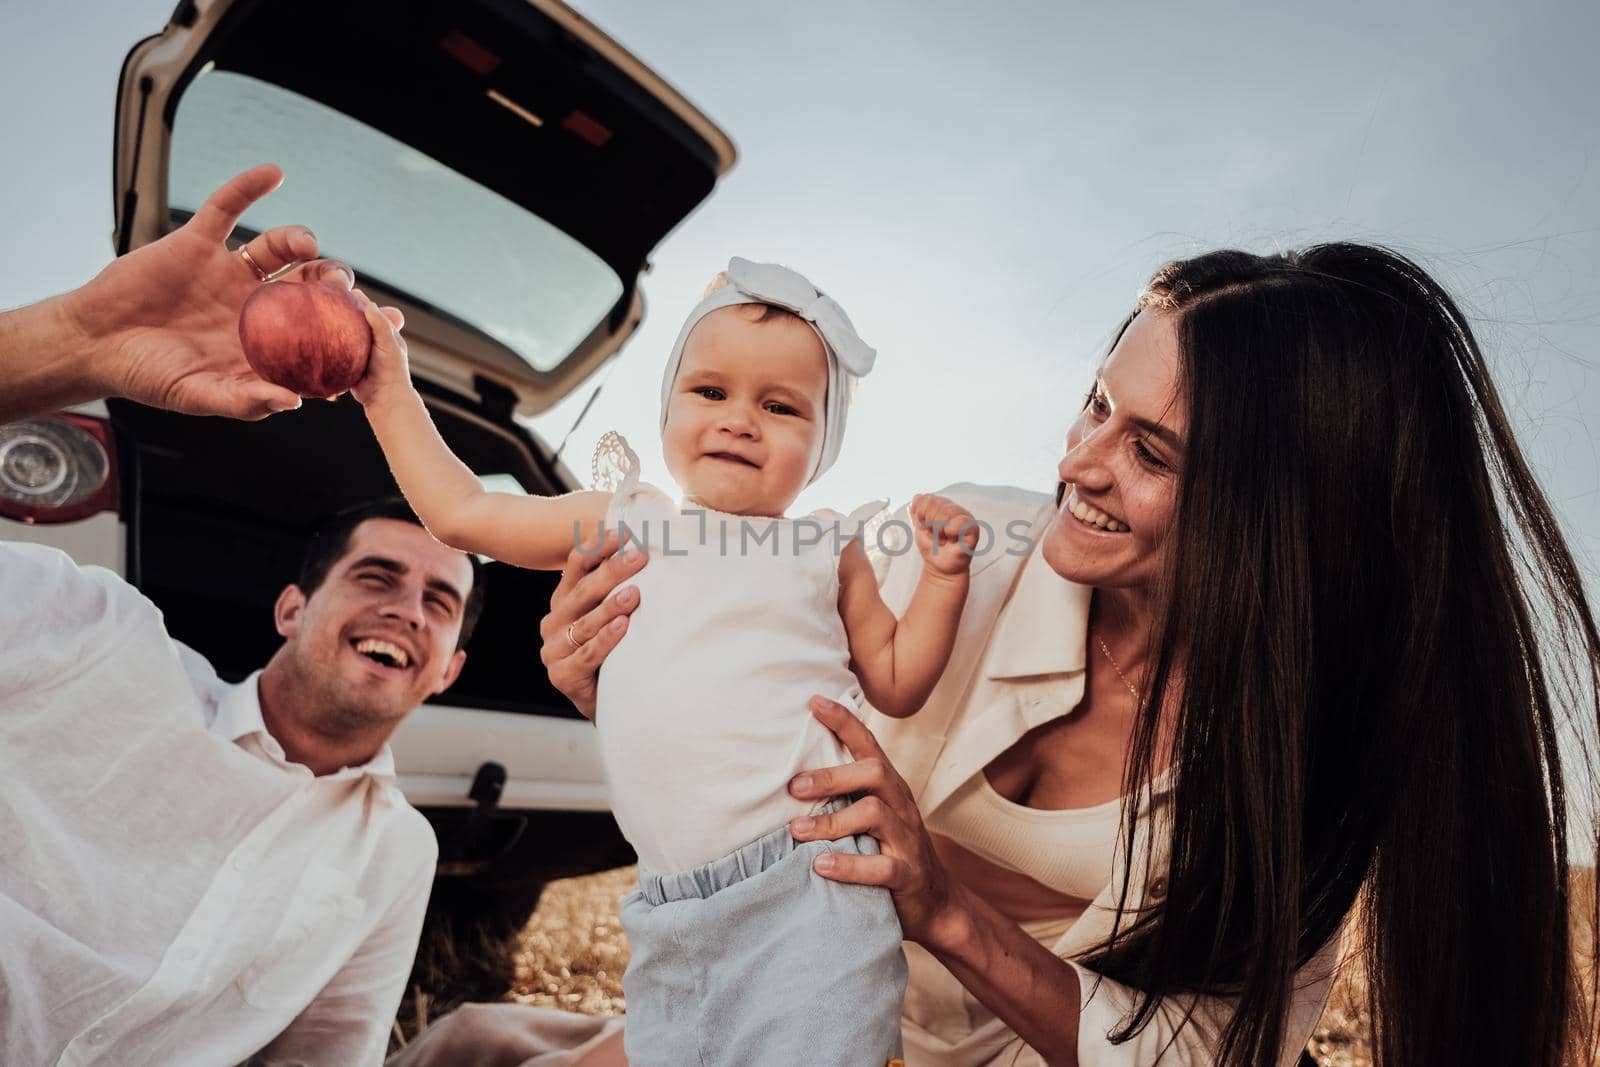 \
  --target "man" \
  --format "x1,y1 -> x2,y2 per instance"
0,496 -> 482,1066
0,166 -> 472,1065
